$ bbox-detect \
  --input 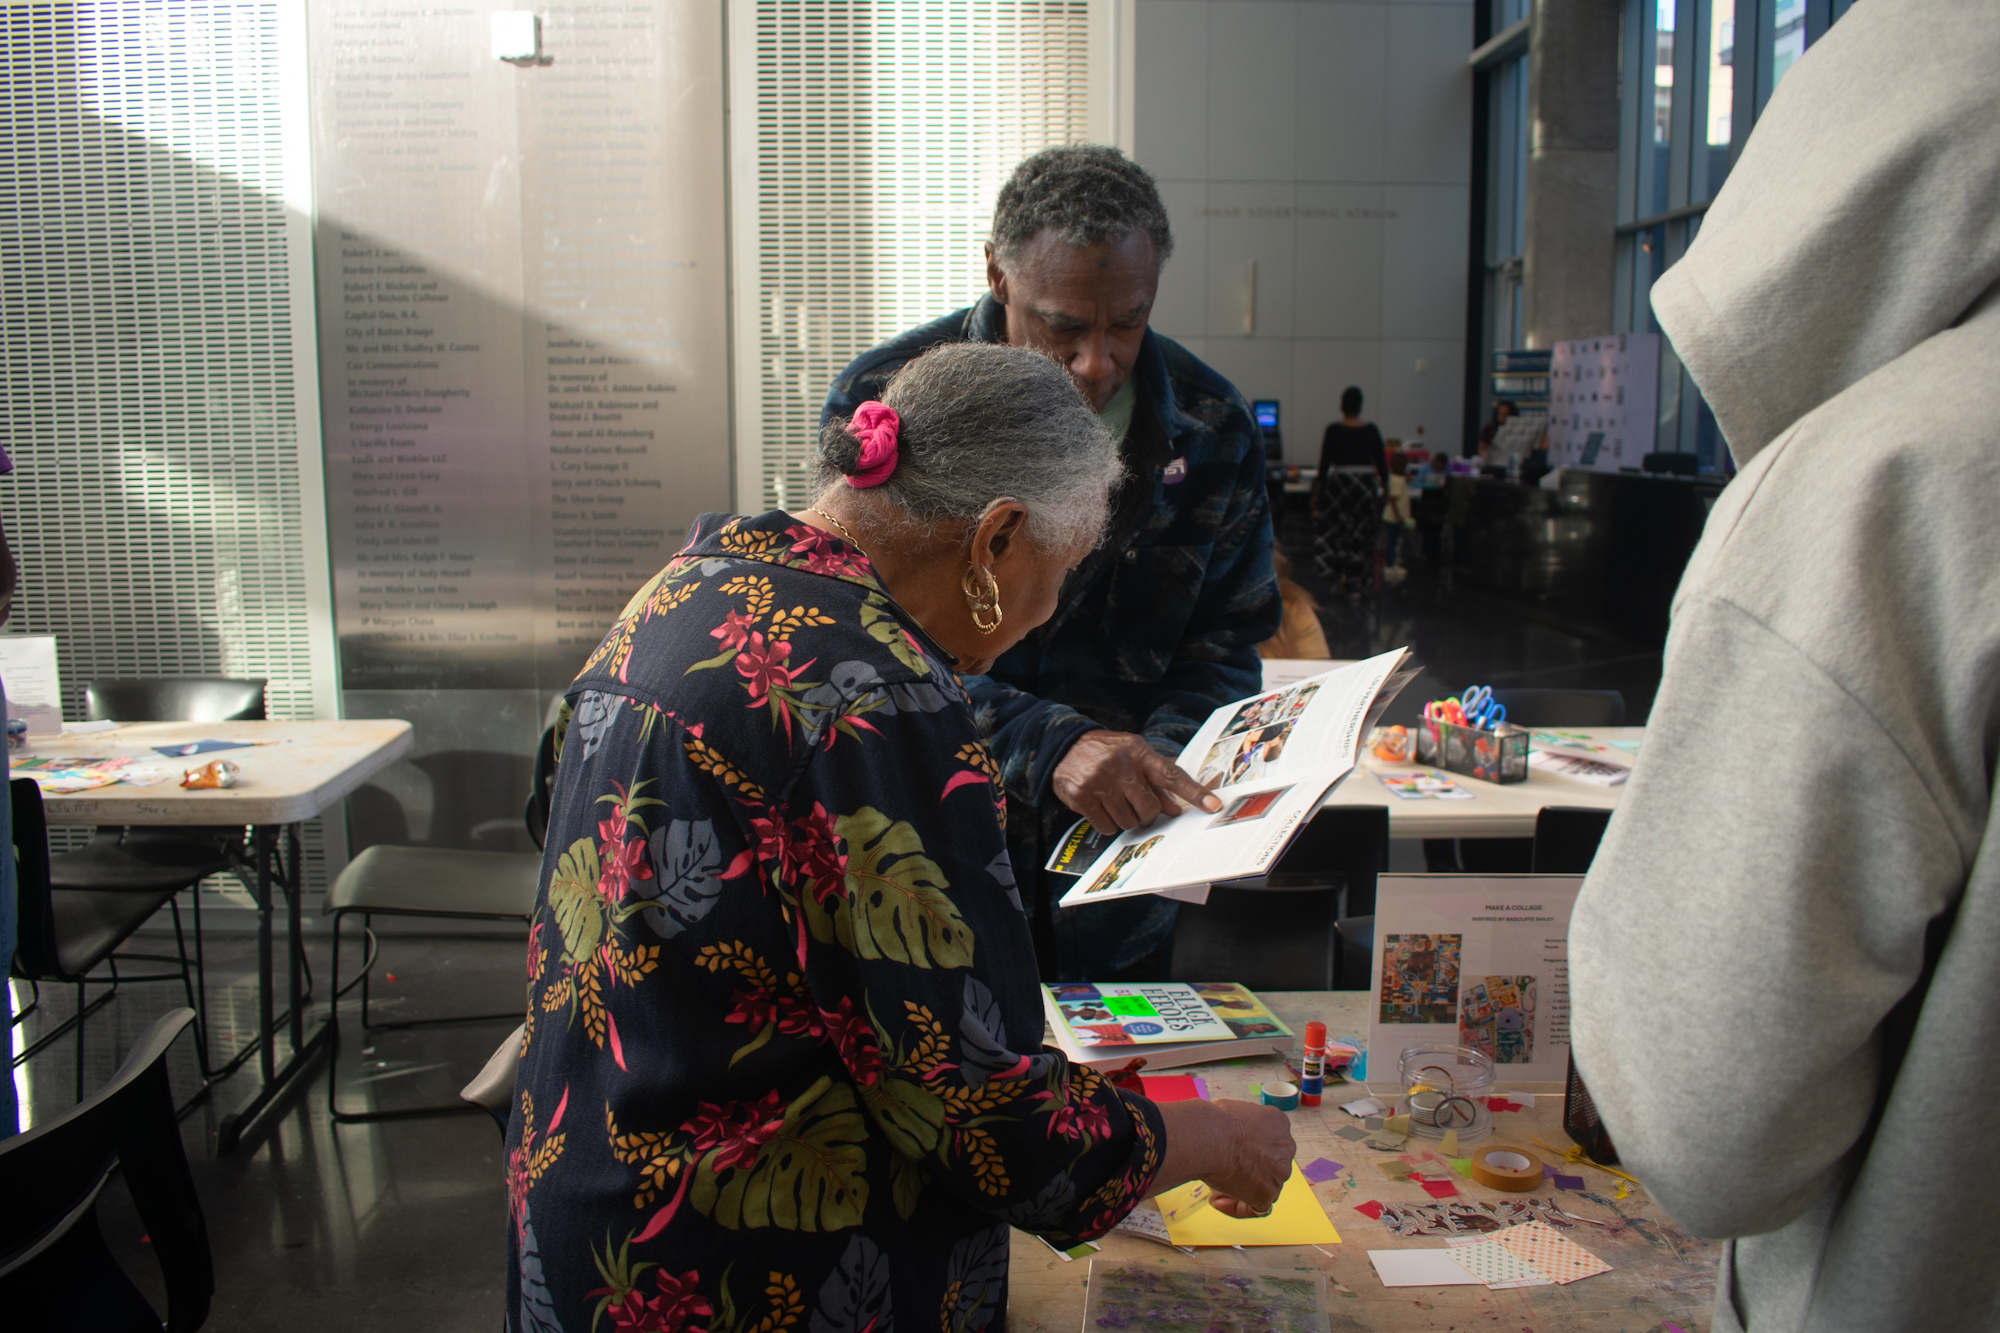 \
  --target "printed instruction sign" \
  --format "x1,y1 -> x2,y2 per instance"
1366,874 -> 1586,1095
0,634 -> 64,735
